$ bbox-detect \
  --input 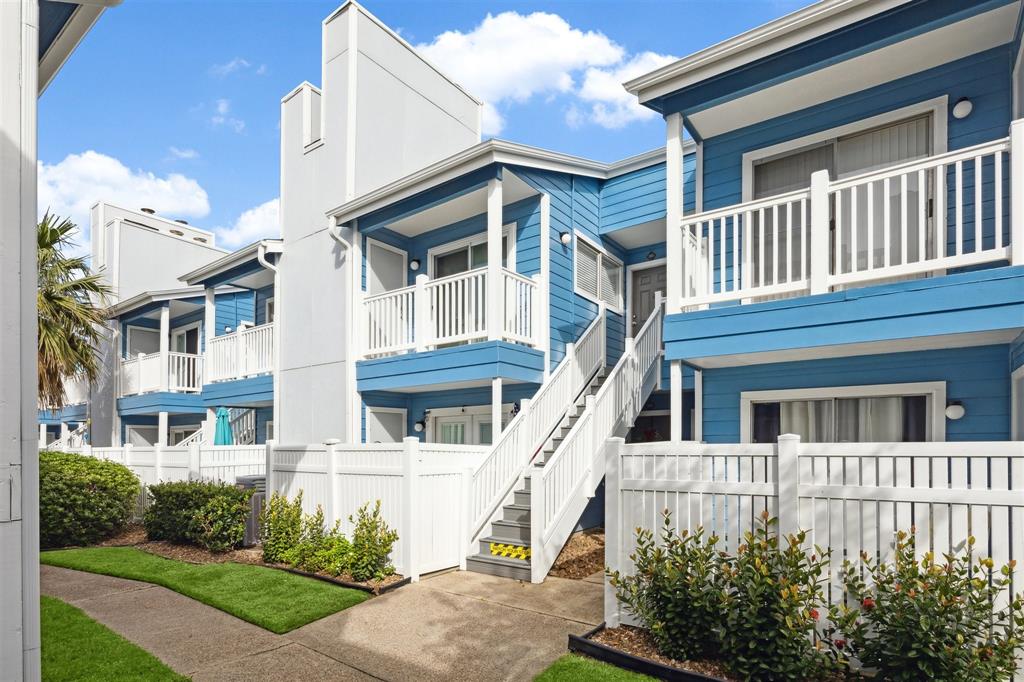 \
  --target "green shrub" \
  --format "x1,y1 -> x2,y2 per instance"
259,491 -> 304,563
718,511 -> 836,681
608,511 -> 722,660
833,531 -> 1024,681
144,480 -> 252,552
40,451 -> 140,548
347,500 -> 399,582
278,506 -> 351,573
